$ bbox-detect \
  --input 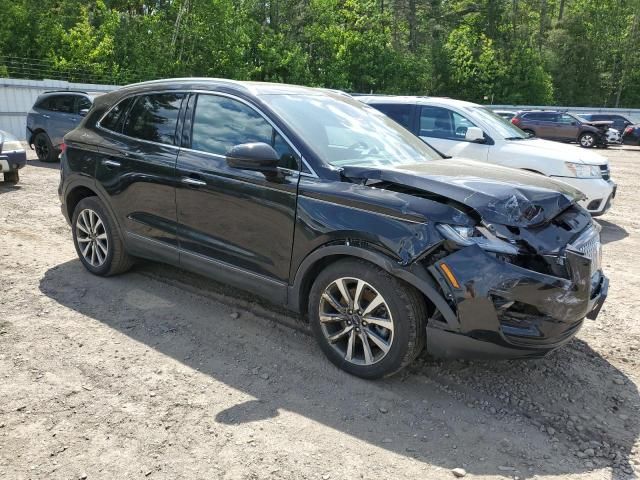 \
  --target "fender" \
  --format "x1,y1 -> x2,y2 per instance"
287,244 -> 459,329
61,173 -> 122,234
